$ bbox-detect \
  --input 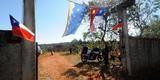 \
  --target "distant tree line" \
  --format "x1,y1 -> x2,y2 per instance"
39,38 -> 120,54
